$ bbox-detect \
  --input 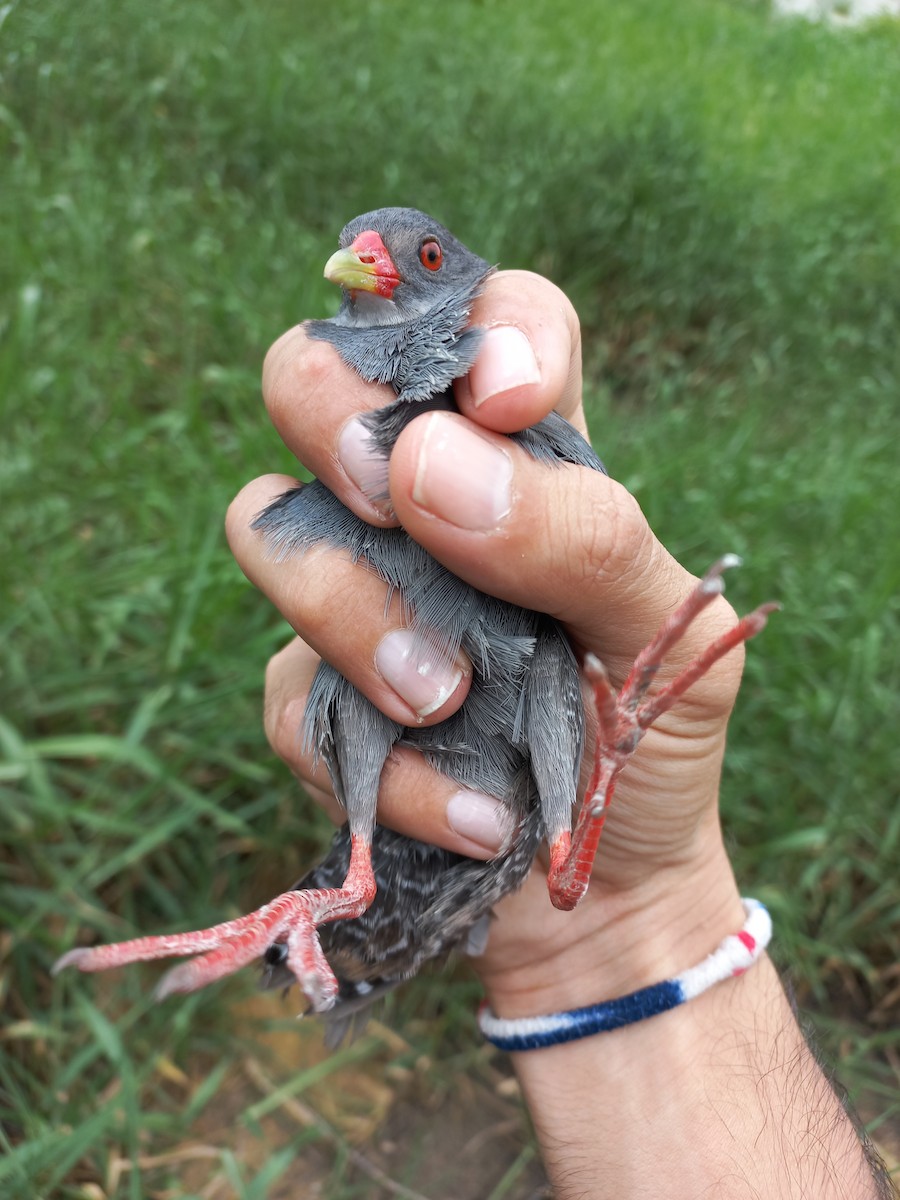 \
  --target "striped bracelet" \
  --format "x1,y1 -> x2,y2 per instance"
478,897 -> 772,1052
